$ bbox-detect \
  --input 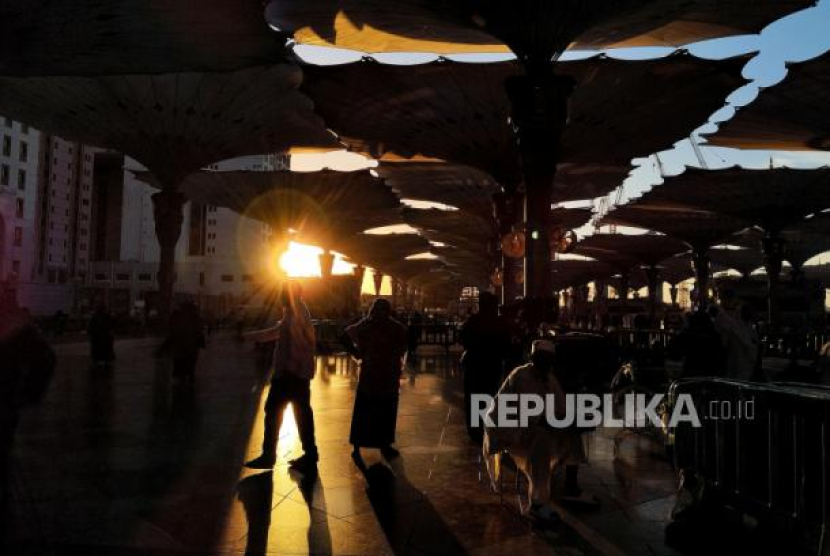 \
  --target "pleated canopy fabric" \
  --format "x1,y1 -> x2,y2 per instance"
551,207 -> 594,231
555,164 -> 633,204
632,167 -> 830,232
383,258 -> 447,281
136,169 -> 403,246
732,215 -> 830,270
375,162 -> 501,219
656,253 -> 697,285
402,208 -> 496,245
709,52 -> 830,151
303,54 -> 746,184
332,233 -> 432,267
601,204 -> 750,250
551,259 -> 616,290
574,233 -> 687,270
0,66 -> 339,185
266,0 -> 810,57
0,0 -> 283,76
707,247 -> 765,277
